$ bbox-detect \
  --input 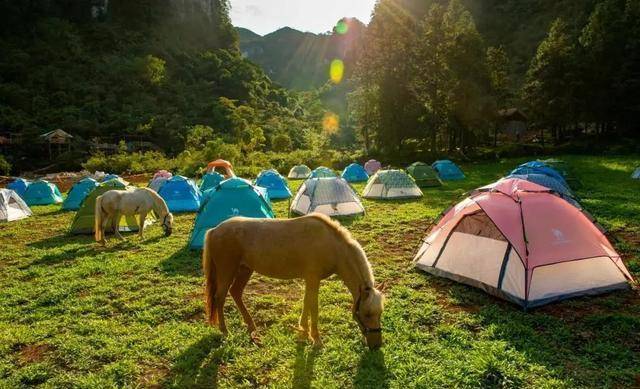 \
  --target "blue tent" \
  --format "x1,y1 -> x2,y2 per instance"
510,161 -> 567,186
255,169 -> 292,199
189,177 -> 274,249
341,163 -> 369,182
432,160 -> 465,180
7,178 -> 30,198
507,173 -> 580,208
102,174 -> 121,182
158,175 -> 201,212
310,166 -> 337,178
23,180 -> 63,206
62,177 -> 99,210
199,172 -> 225,192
